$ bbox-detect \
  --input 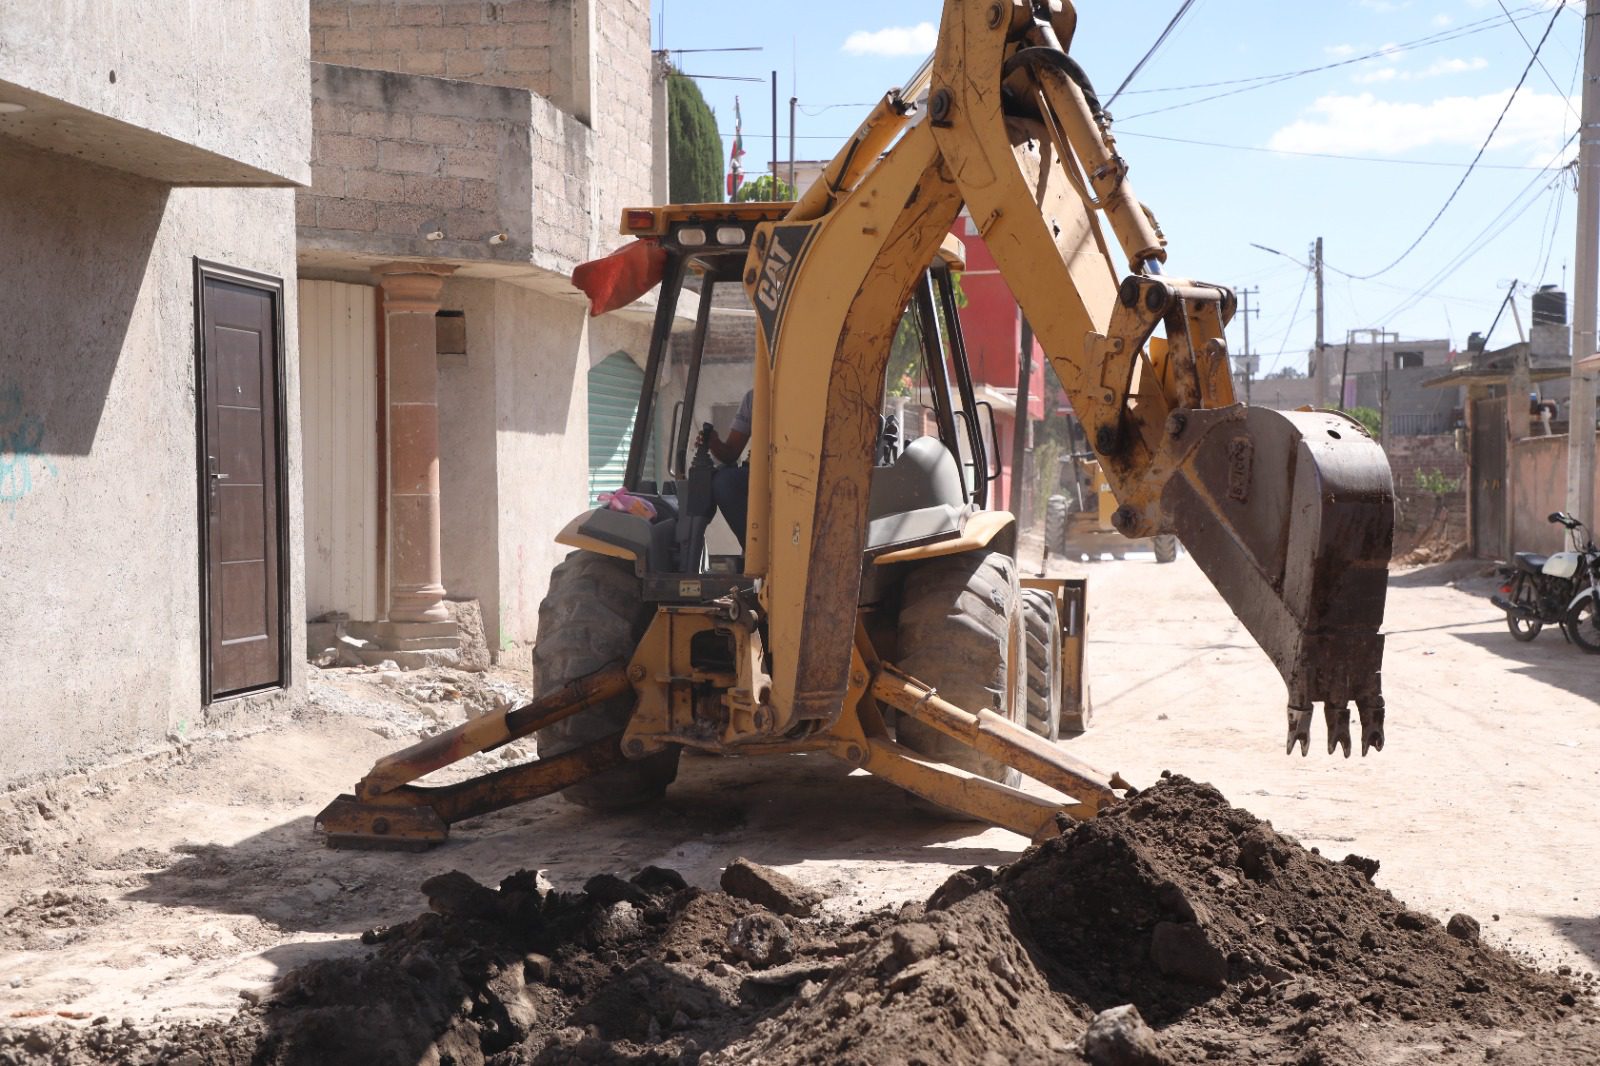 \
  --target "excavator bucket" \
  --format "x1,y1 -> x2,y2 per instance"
1158,405 -> 1393,758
